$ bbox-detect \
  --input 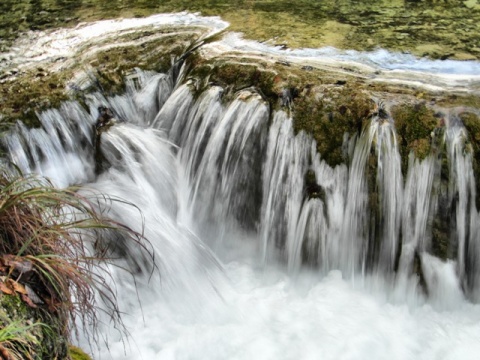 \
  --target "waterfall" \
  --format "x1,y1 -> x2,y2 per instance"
4,67 -> 480,359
